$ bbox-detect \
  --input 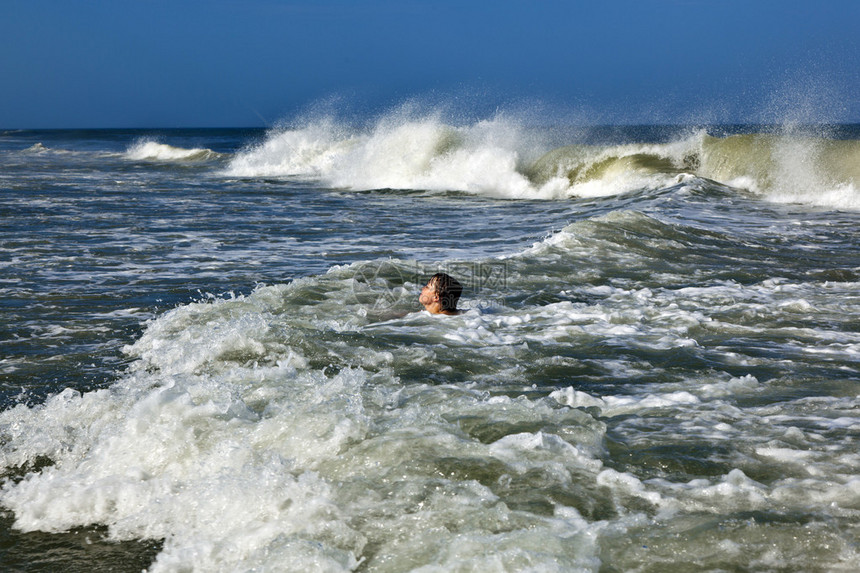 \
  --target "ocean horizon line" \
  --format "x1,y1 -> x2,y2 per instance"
4,121 -> 860,132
